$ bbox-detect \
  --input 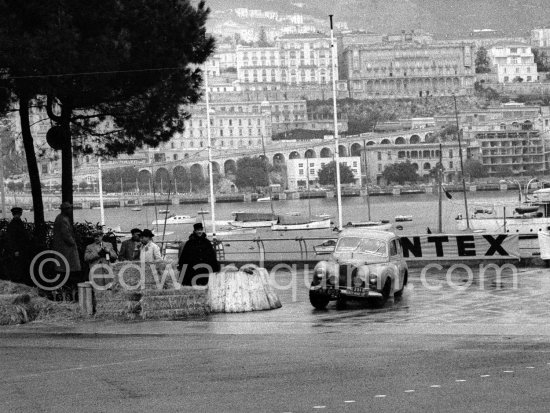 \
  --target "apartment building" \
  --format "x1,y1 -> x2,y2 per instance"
487,42 -> 538,83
